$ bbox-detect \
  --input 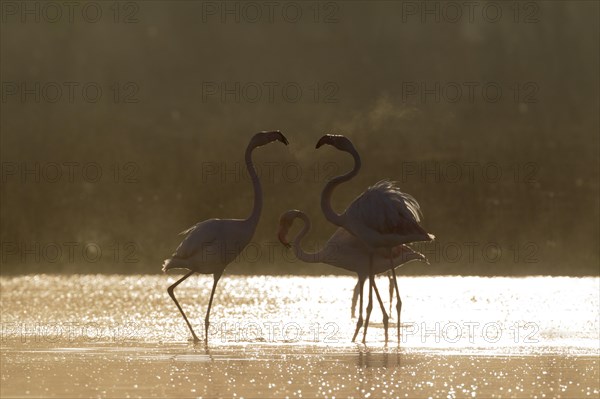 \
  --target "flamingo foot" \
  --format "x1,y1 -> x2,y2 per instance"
351,317 -> 363,342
